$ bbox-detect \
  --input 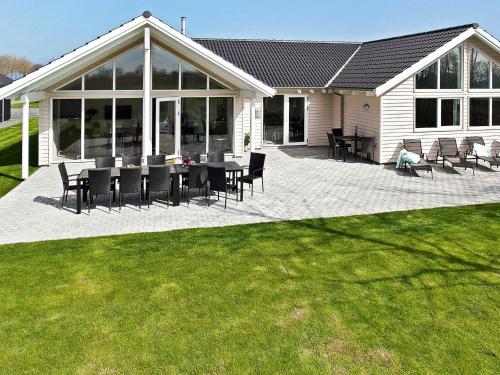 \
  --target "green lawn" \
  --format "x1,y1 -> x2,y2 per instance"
0,119 -> 38,197
0,204 -> 498,373
10,101 -> 39,109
